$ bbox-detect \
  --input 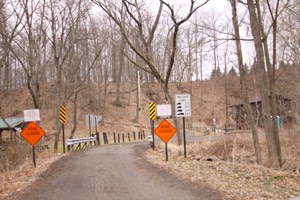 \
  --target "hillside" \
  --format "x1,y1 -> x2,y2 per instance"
0,78 -> 242,143
0,68 -> 298,145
